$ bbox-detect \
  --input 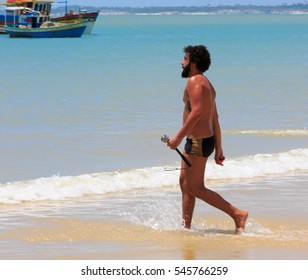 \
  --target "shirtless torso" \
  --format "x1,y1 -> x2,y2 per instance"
183,74 -> 216,139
